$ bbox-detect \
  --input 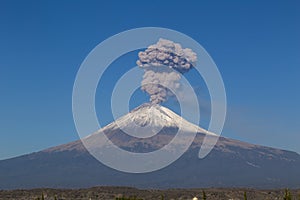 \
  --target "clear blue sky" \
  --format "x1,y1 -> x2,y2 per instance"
0,0 -> 299,160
